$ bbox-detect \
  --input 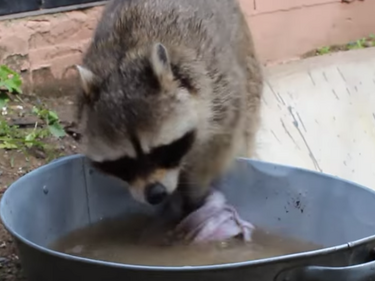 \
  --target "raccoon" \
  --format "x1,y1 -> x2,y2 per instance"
75,0 -> 263,211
